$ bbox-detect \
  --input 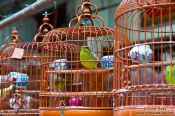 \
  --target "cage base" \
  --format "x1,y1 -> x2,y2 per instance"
40,109 -> 113,116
